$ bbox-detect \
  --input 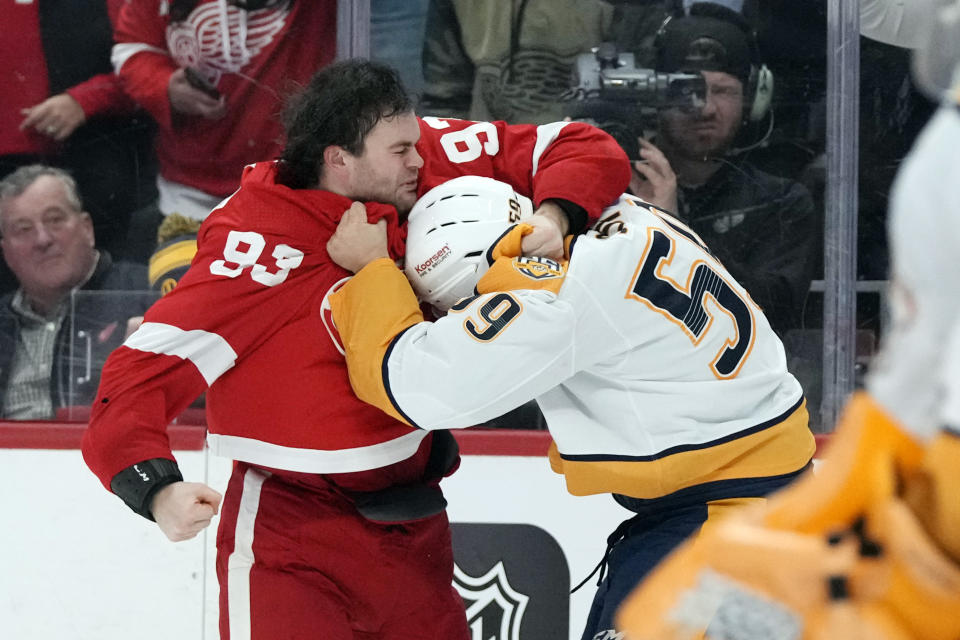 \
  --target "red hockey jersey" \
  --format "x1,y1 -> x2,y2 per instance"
82,117 -> 629,492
